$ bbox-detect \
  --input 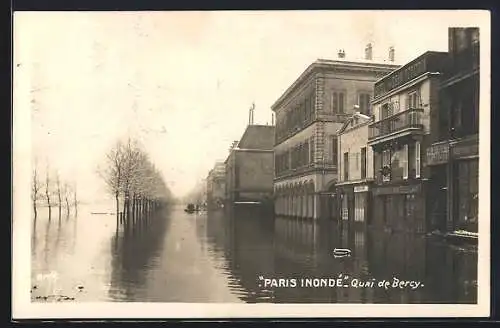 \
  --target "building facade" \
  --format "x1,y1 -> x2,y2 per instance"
206,162 -> 226,209
272,56 -> 399,220
336,112 -> 374,225
426,27 -> 479,233
225,124 -> 275,206
369,51 -> 448,233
